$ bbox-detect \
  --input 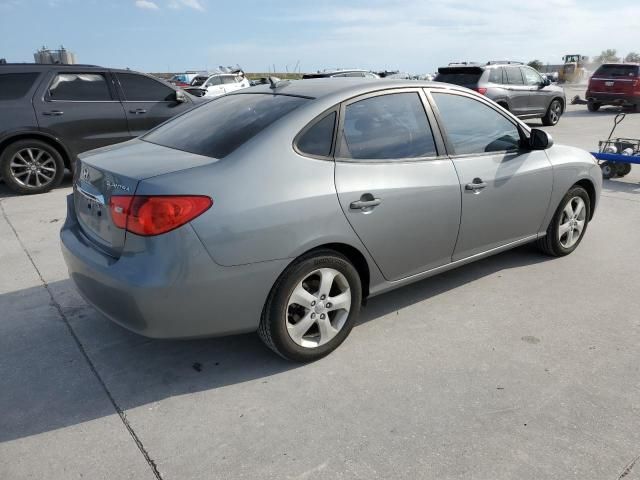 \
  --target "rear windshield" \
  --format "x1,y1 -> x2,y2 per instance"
0,72 -> 40,100
595,65 -> 639,77
435,68 -> 483,86
143,93 -> 309,158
